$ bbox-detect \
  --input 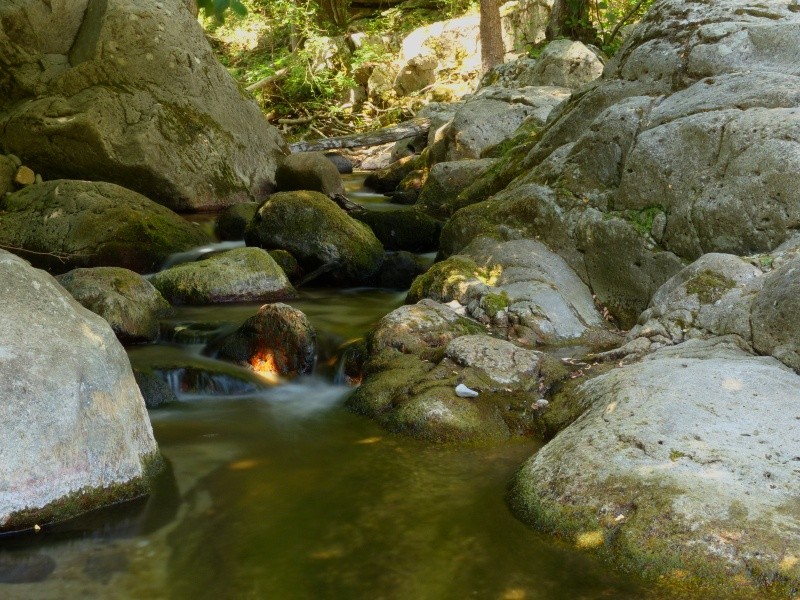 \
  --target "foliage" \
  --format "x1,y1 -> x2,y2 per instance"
197,0 -> 248,22
561,0 -> 655,53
